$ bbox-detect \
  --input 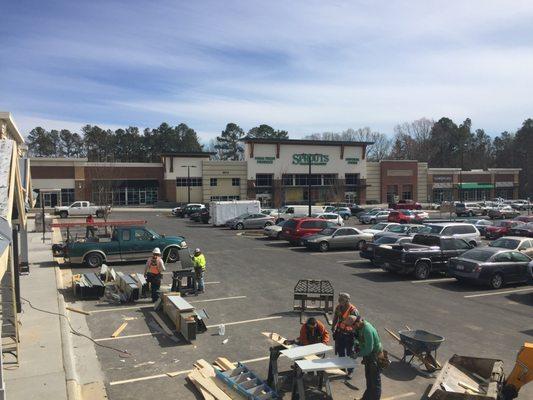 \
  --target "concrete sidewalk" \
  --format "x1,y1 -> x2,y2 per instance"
4,232 -> 68,400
